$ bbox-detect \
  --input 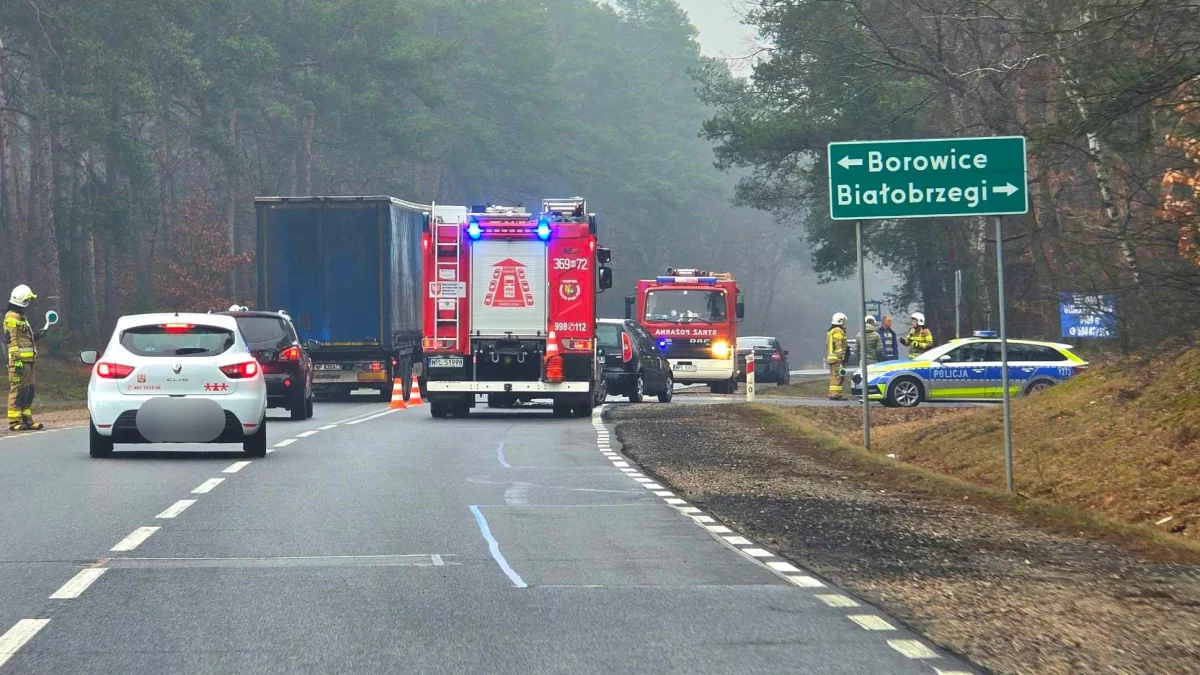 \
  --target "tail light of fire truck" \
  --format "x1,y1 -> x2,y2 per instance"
544,355 -> 564,383
560,338 -> 592,351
